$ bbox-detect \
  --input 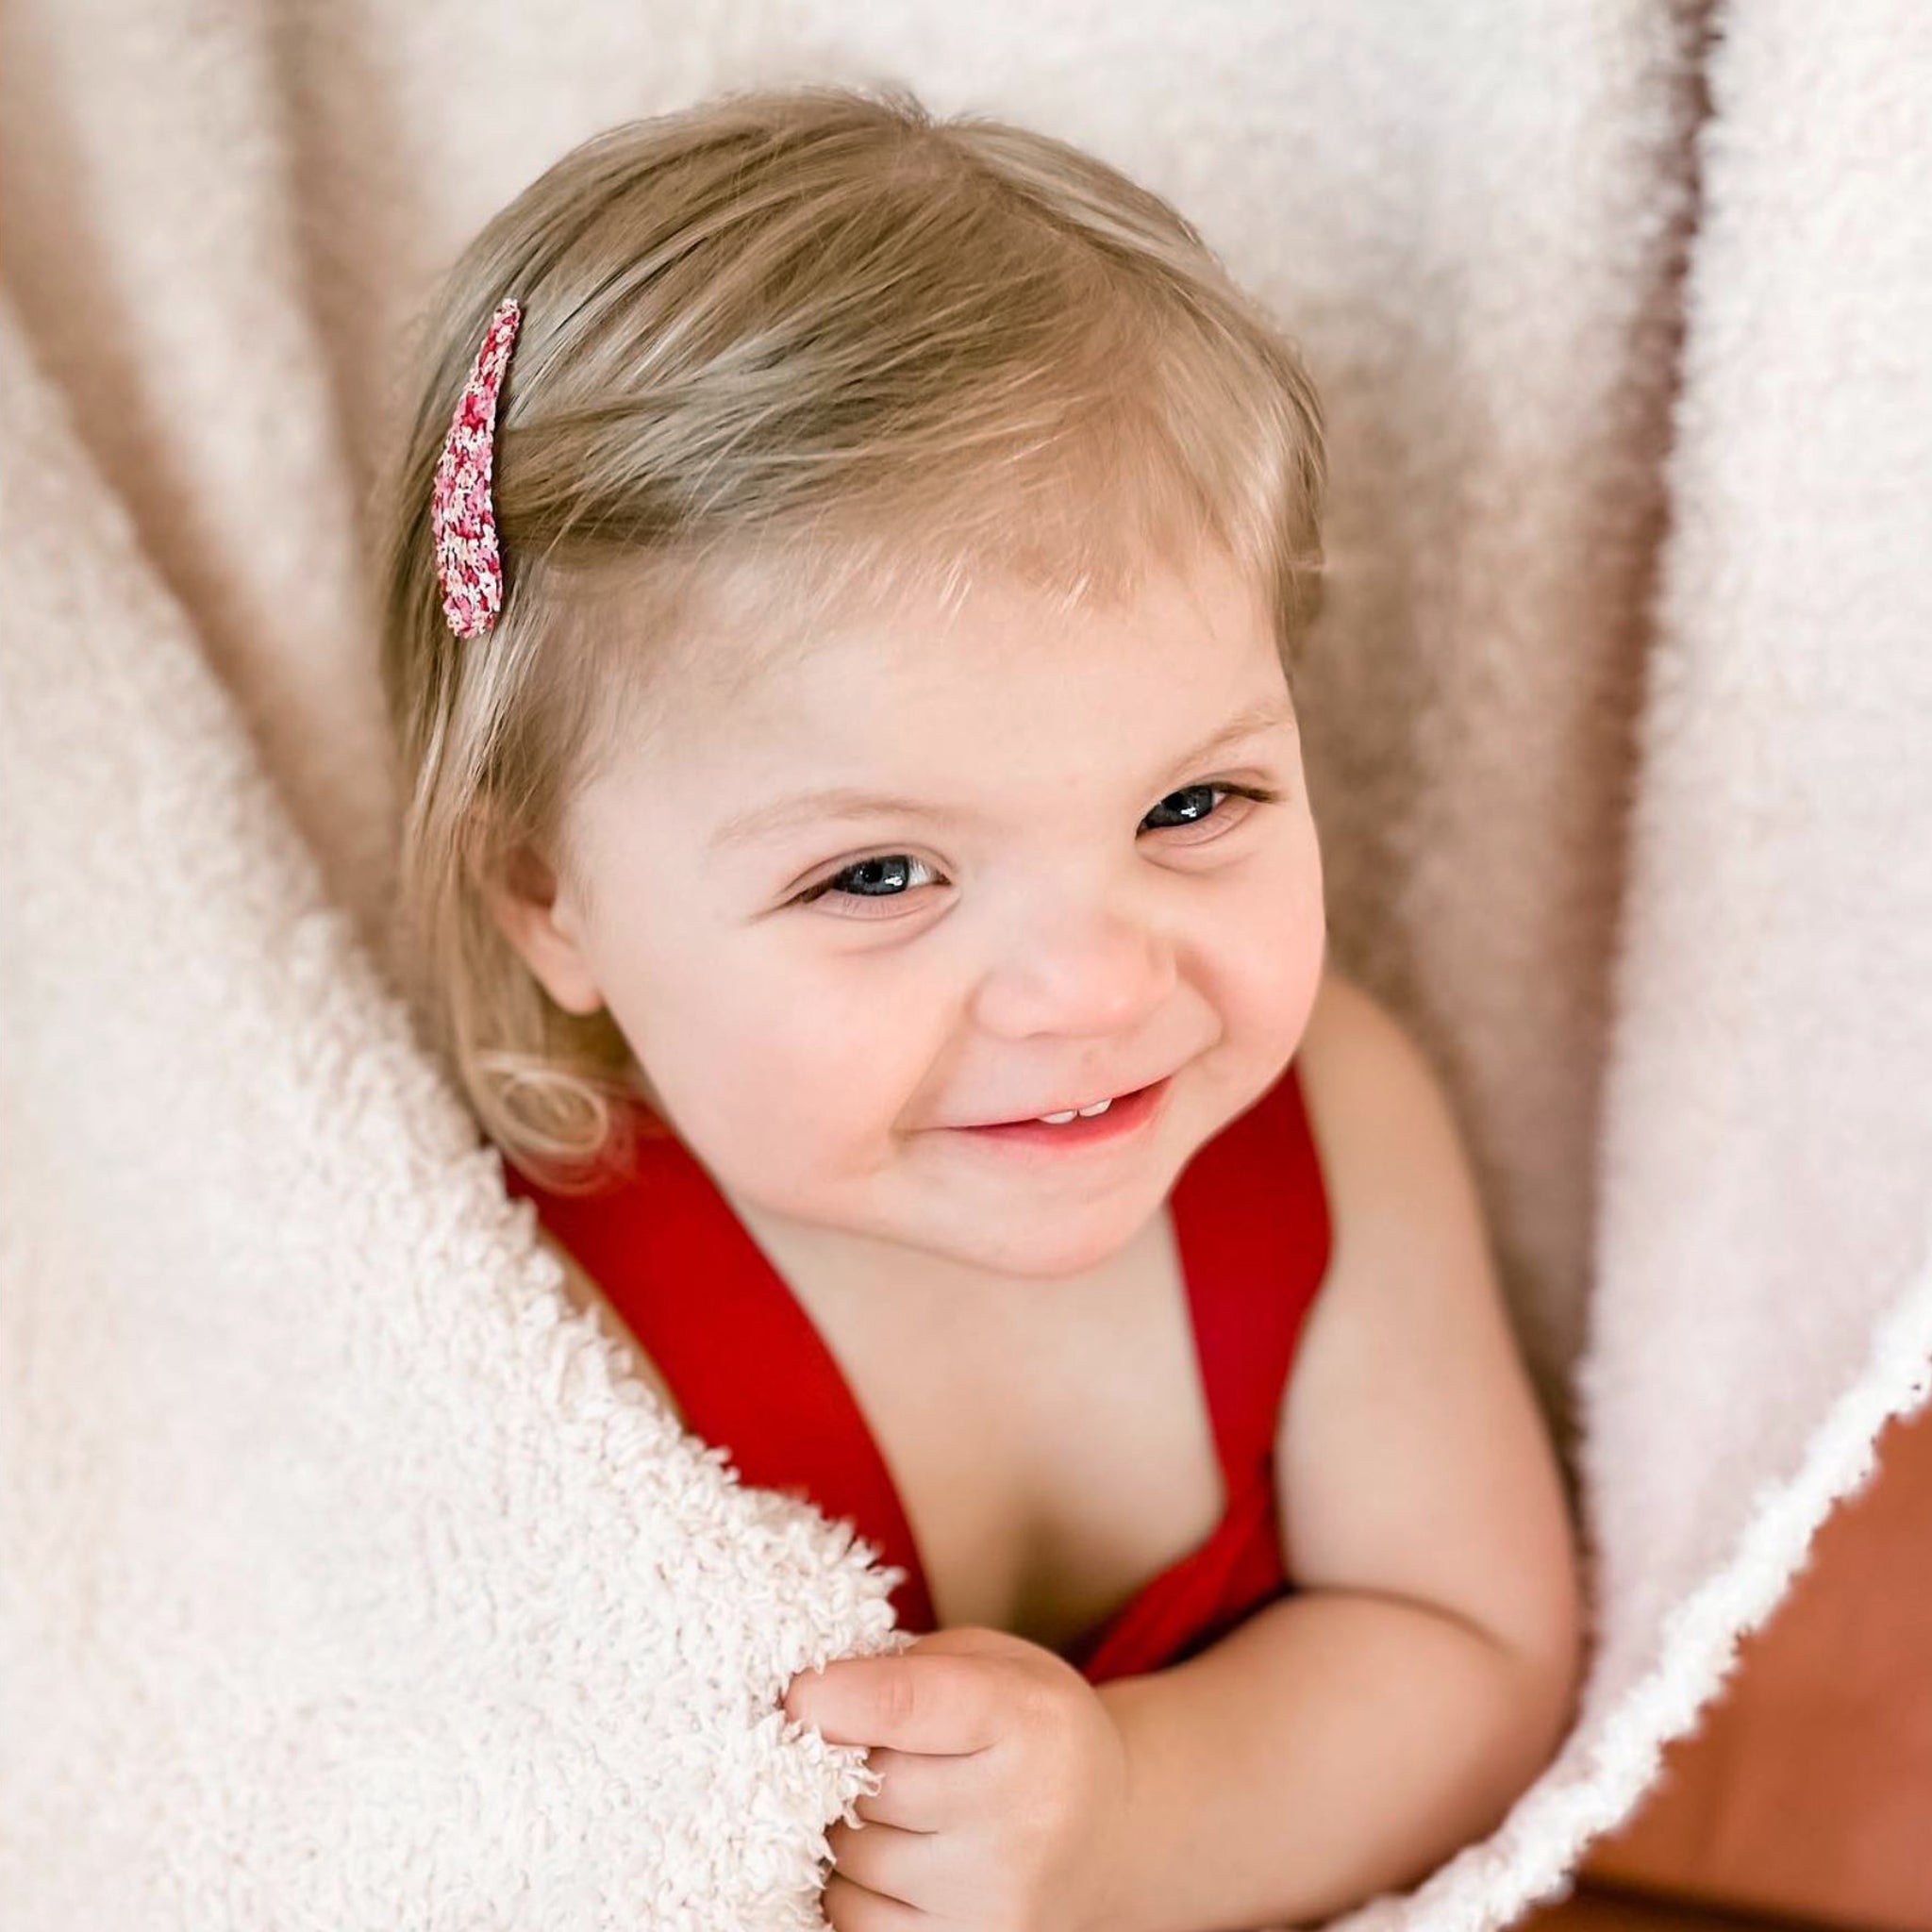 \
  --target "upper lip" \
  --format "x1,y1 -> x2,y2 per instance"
950,1076 -> 1163,1128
